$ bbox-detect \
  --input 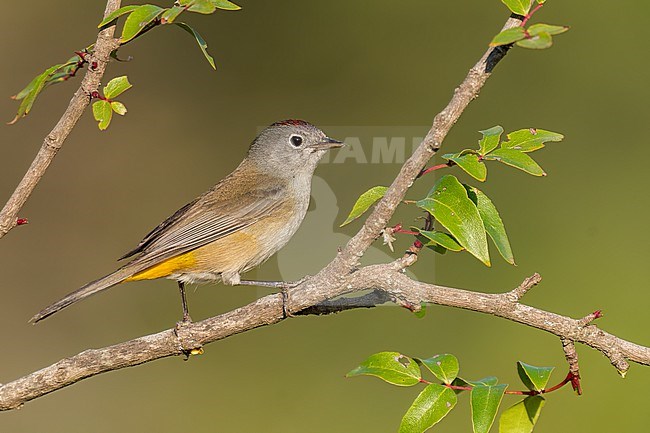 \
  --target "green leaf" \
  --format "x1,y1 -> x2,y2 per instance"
485,149 -> 545,176
499,396 -> 545,433
120,5 -> 164,43
98,5 -> 140,28
340,186 -> 388,226
417,175 -> 490,266
110,101 -> 127,115
9,64 -> 64,124
516,362 -> 554,391
103,76 -> 132,99
45,58 -> 82,85
500,0 -> 531,15
528,23 -> 569,36
12,74 -> 42,101
449,376 -> 499,395
490,27 -> 527,46
161,6 -> 185,24
420,238 -> 448,255
470,187 -> 515,264
399,384 -> 457,433
516,32 -> 553,49
417,230 -> 463,252
472,384 -> 507,433
185,0 -> 217,14
444,153 -> 487,182
478,126 -> 504,155
93,100 -> 113,130
346,352 -> 421,386
501,128 -> 563,152
419,354 -> 459,384
467,377 -> 499,387
211,0 -> 242,10
174,22 -> 217,70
